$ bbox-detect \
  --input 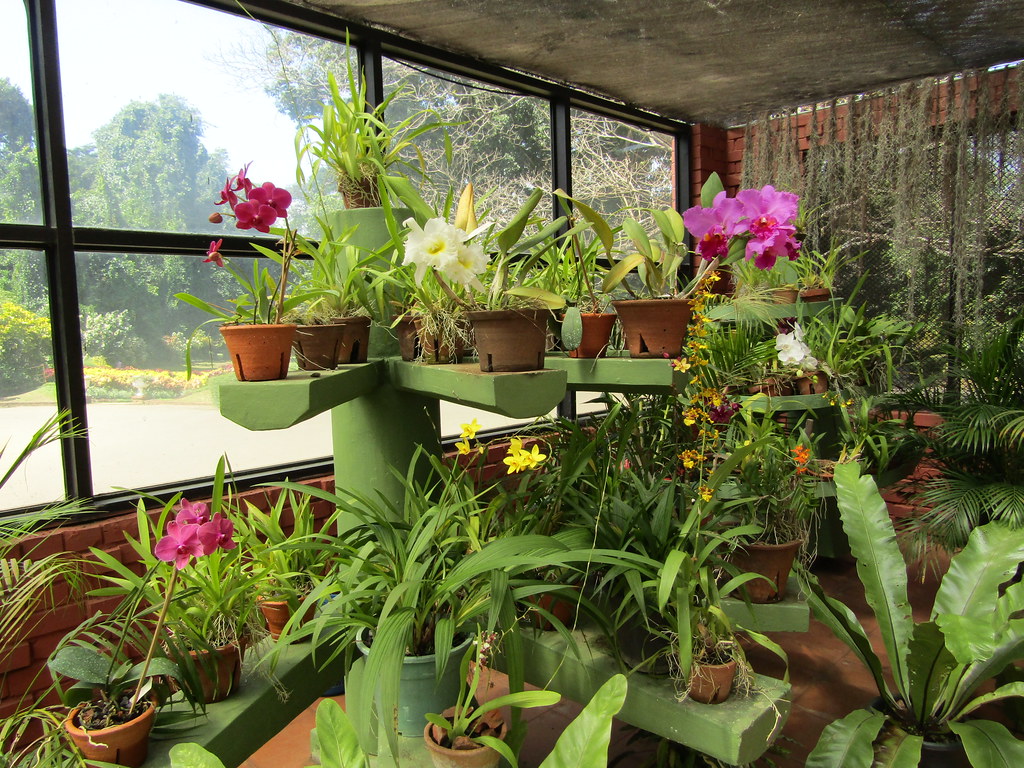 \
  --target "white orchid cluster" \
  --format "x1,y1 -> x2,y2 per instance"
403,216 -> 489,292
775,321 -> 818,369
